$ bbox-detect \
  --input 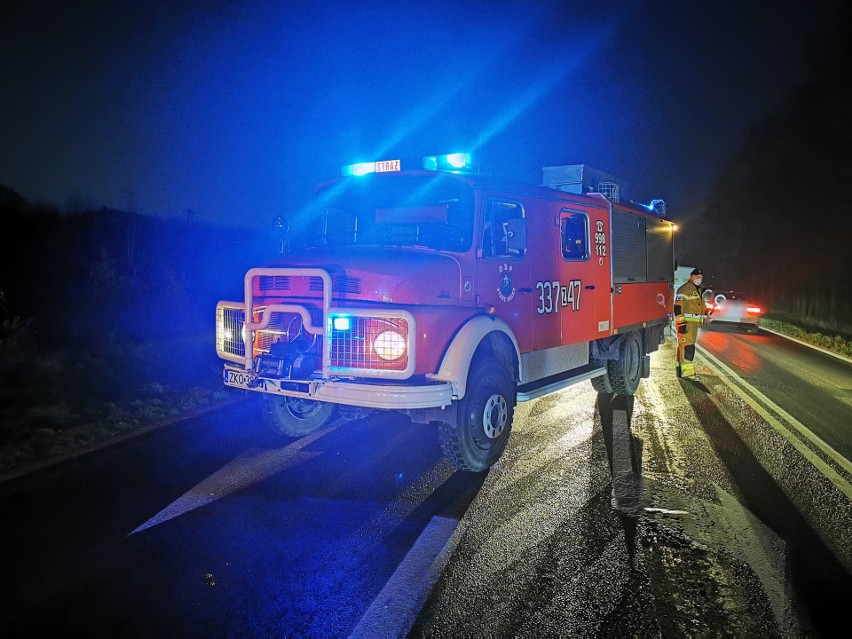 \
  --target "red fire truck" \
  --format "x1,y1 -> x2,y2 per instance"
216,156 -> 674,471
